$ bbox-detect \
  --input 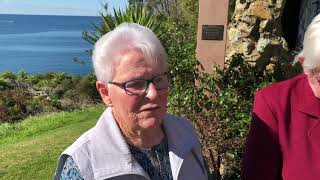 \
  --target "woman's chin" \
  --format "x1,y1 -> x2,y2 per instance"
140,118 -> 163,129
